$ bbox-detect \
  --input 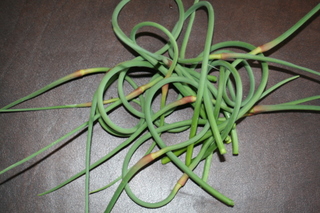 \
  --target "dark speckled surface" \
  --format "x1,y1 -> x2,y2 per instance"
0,1 -> 319,212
